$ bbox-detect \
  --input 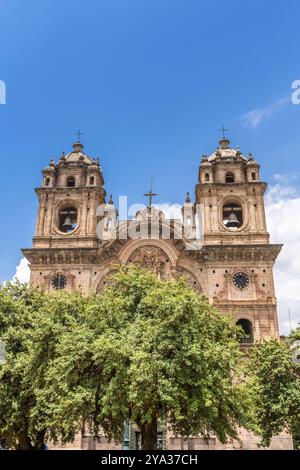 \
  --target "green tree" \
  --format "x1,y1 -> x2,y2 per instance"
42,266 -> 249,450
247,338 -> 300,447
0,268 -> 260,450
0,282 -> 47,449
289,327 -> 300,449
0,282 -> 91,449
